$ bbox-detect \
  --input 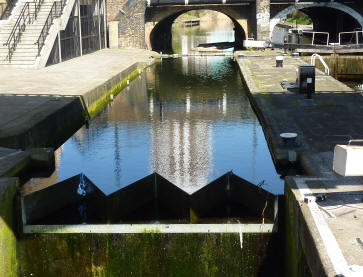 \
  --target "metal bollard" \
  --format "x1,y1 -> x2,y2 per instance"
306,78 -> 313,99
276,56 -> 283,68
283,36 -> 288,55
